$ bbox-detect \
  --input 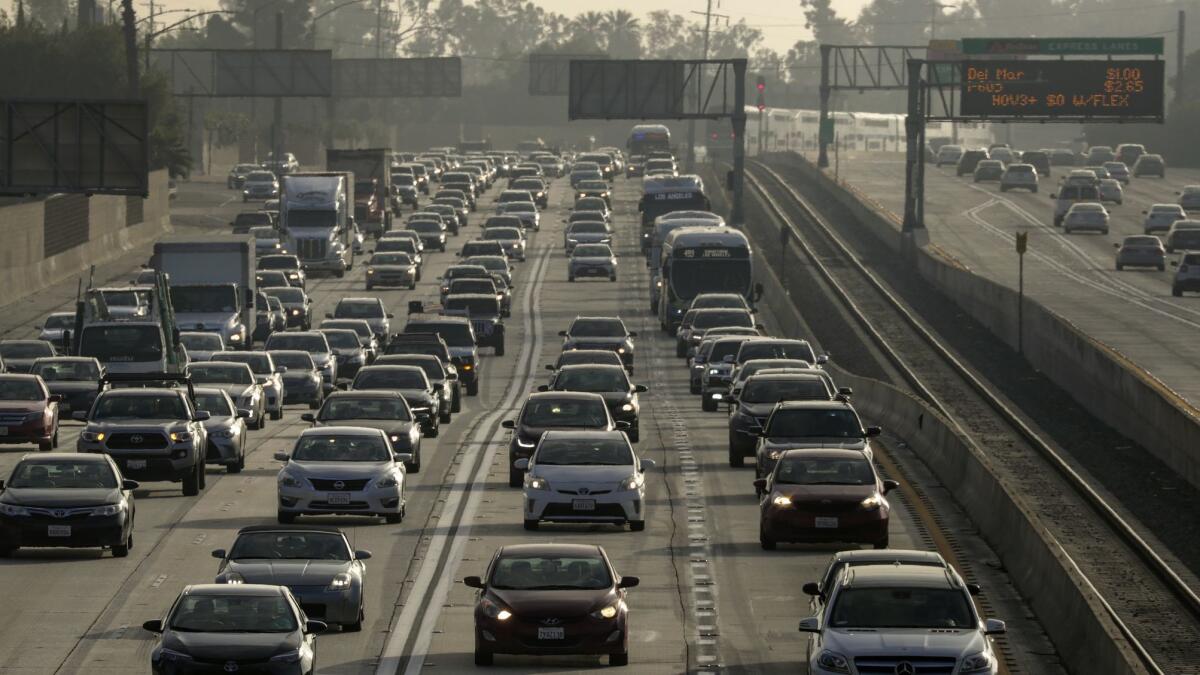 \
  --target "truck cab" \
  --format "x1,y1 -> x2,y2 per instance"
280,173 -> 355,277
